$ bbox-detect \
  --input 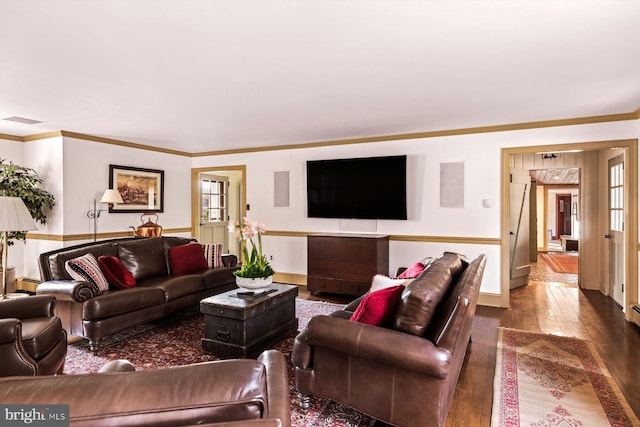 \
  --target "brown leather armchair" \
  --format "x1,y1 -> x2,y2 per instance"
0,350 -> 290,427
0,294 -> 67,376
